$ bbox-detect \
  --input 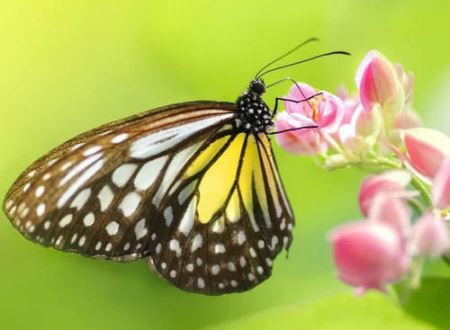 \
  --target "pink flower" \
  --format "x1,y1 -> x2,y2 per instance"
358,170 -> 411,217
274,111 -> 323,154
411,212 -> 450,258
432,156 -> 450,209
274,82 -> 345,155
403,128 -> 450,178
284,83 -> 345,133
356,51 -> 404,114
330,221 -> 410,293
368,192 -> 412,238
